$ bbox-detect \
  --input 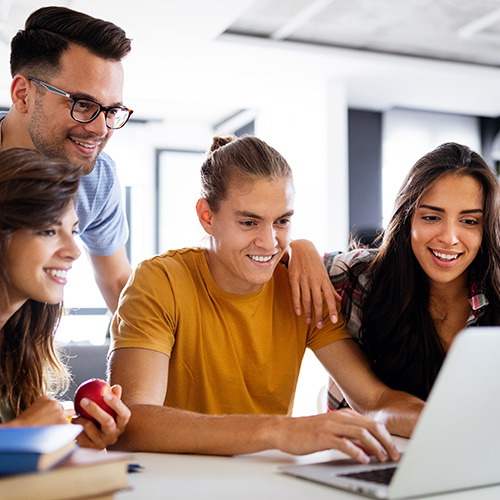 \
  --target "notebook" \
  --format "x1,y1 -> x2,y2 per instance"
0,424 -> 82,475
282,326 -> 500,499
